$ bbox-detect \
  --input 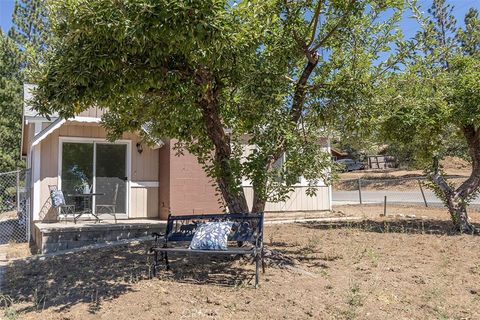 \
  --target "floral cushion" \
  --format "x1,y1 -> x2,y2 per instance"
50,190 -> 66,208
189,221 -> 233,250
